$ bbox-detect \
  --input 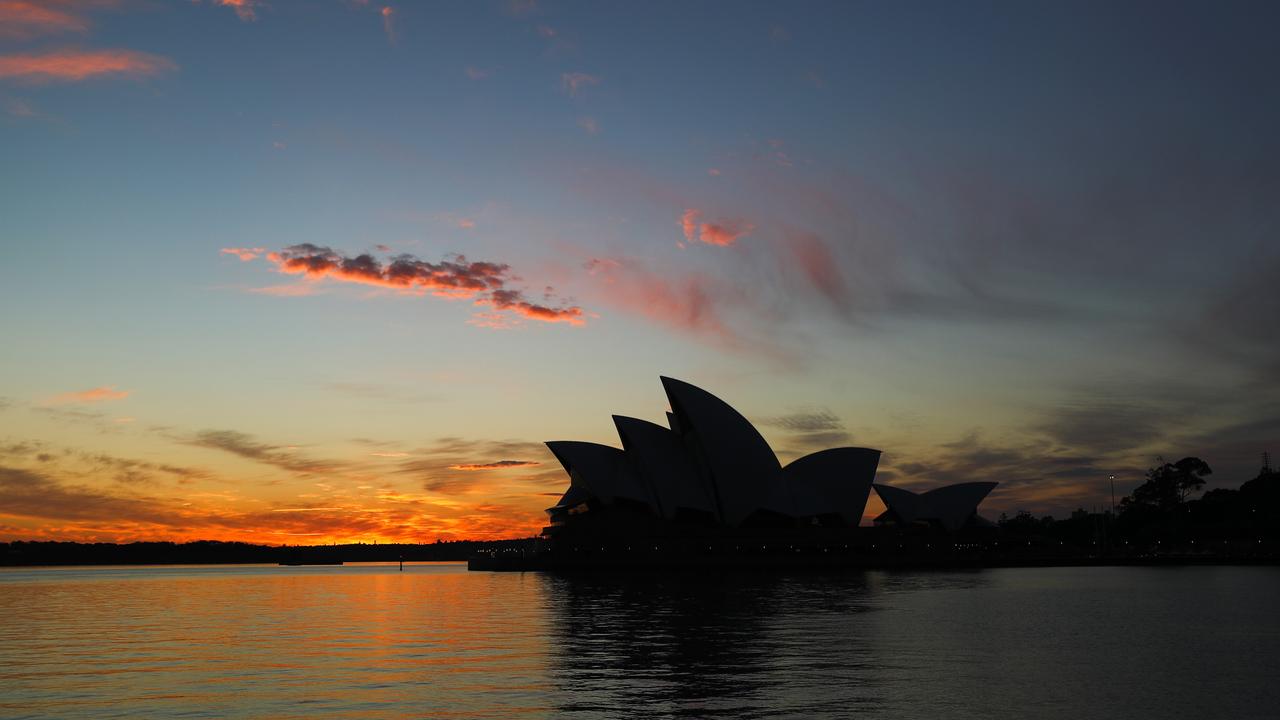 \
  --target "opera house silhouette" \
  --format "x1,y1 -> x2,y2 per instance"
540,377 -> 996,548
